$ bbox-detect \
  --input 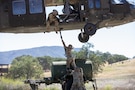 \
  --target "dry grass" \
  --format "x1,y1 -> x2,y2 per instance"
97,59 -> 135,79
95,59 -> 135,90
